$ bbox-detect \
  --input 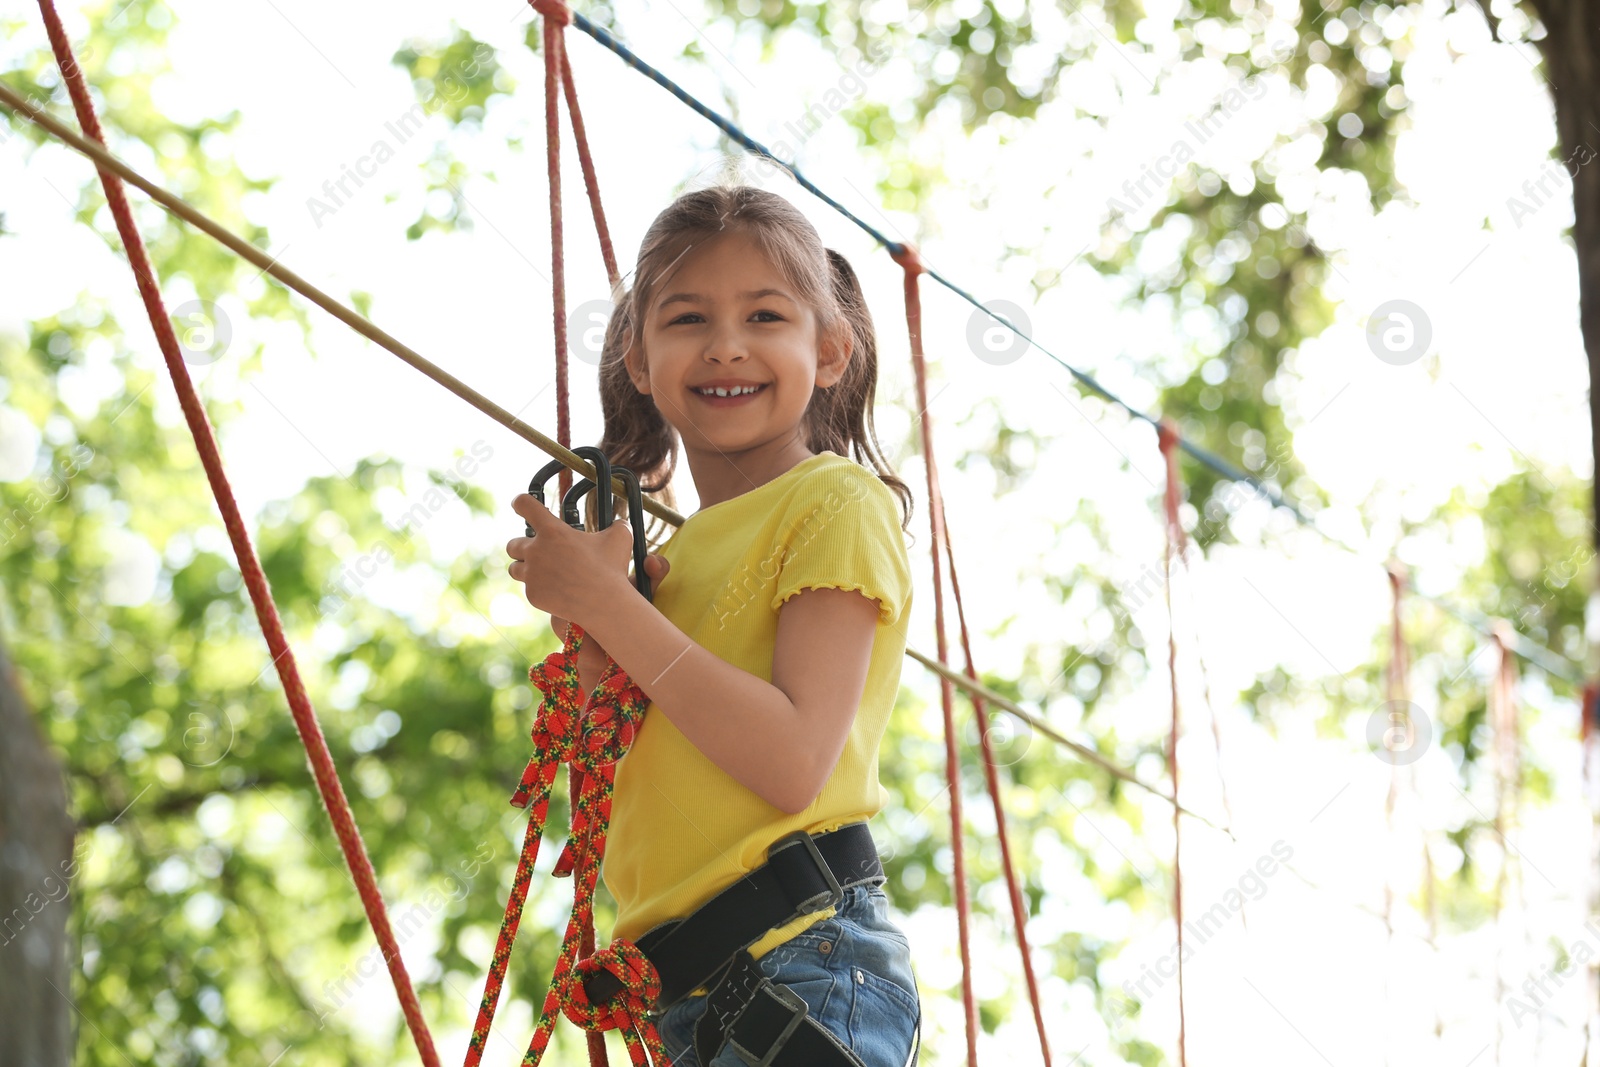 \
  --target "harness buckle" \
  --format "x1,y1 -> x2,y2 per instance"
729,980 -> 809,1067
769,830 -> 843,916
